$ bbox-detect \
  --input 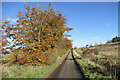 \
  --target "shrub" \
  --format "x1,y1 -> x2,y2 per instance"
94,49 -> 99,55
83,50 -> 88,54
74,46 -> 77,49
